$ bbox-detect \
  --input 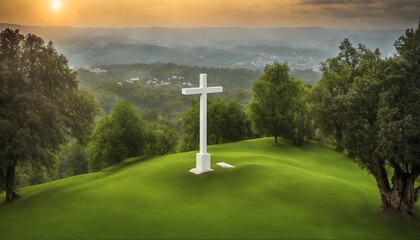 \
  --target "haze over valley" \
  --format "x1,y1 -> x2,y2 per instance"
0,23 -> 404,72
